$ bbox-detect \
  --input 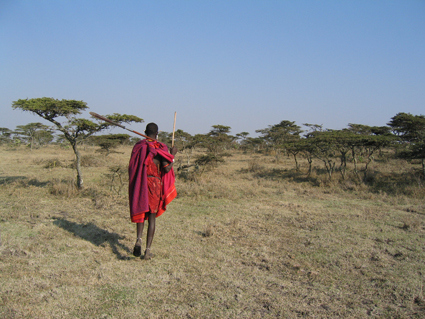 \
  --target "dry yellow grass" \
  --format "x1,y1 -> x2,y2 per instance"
1,145 -> 424,318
